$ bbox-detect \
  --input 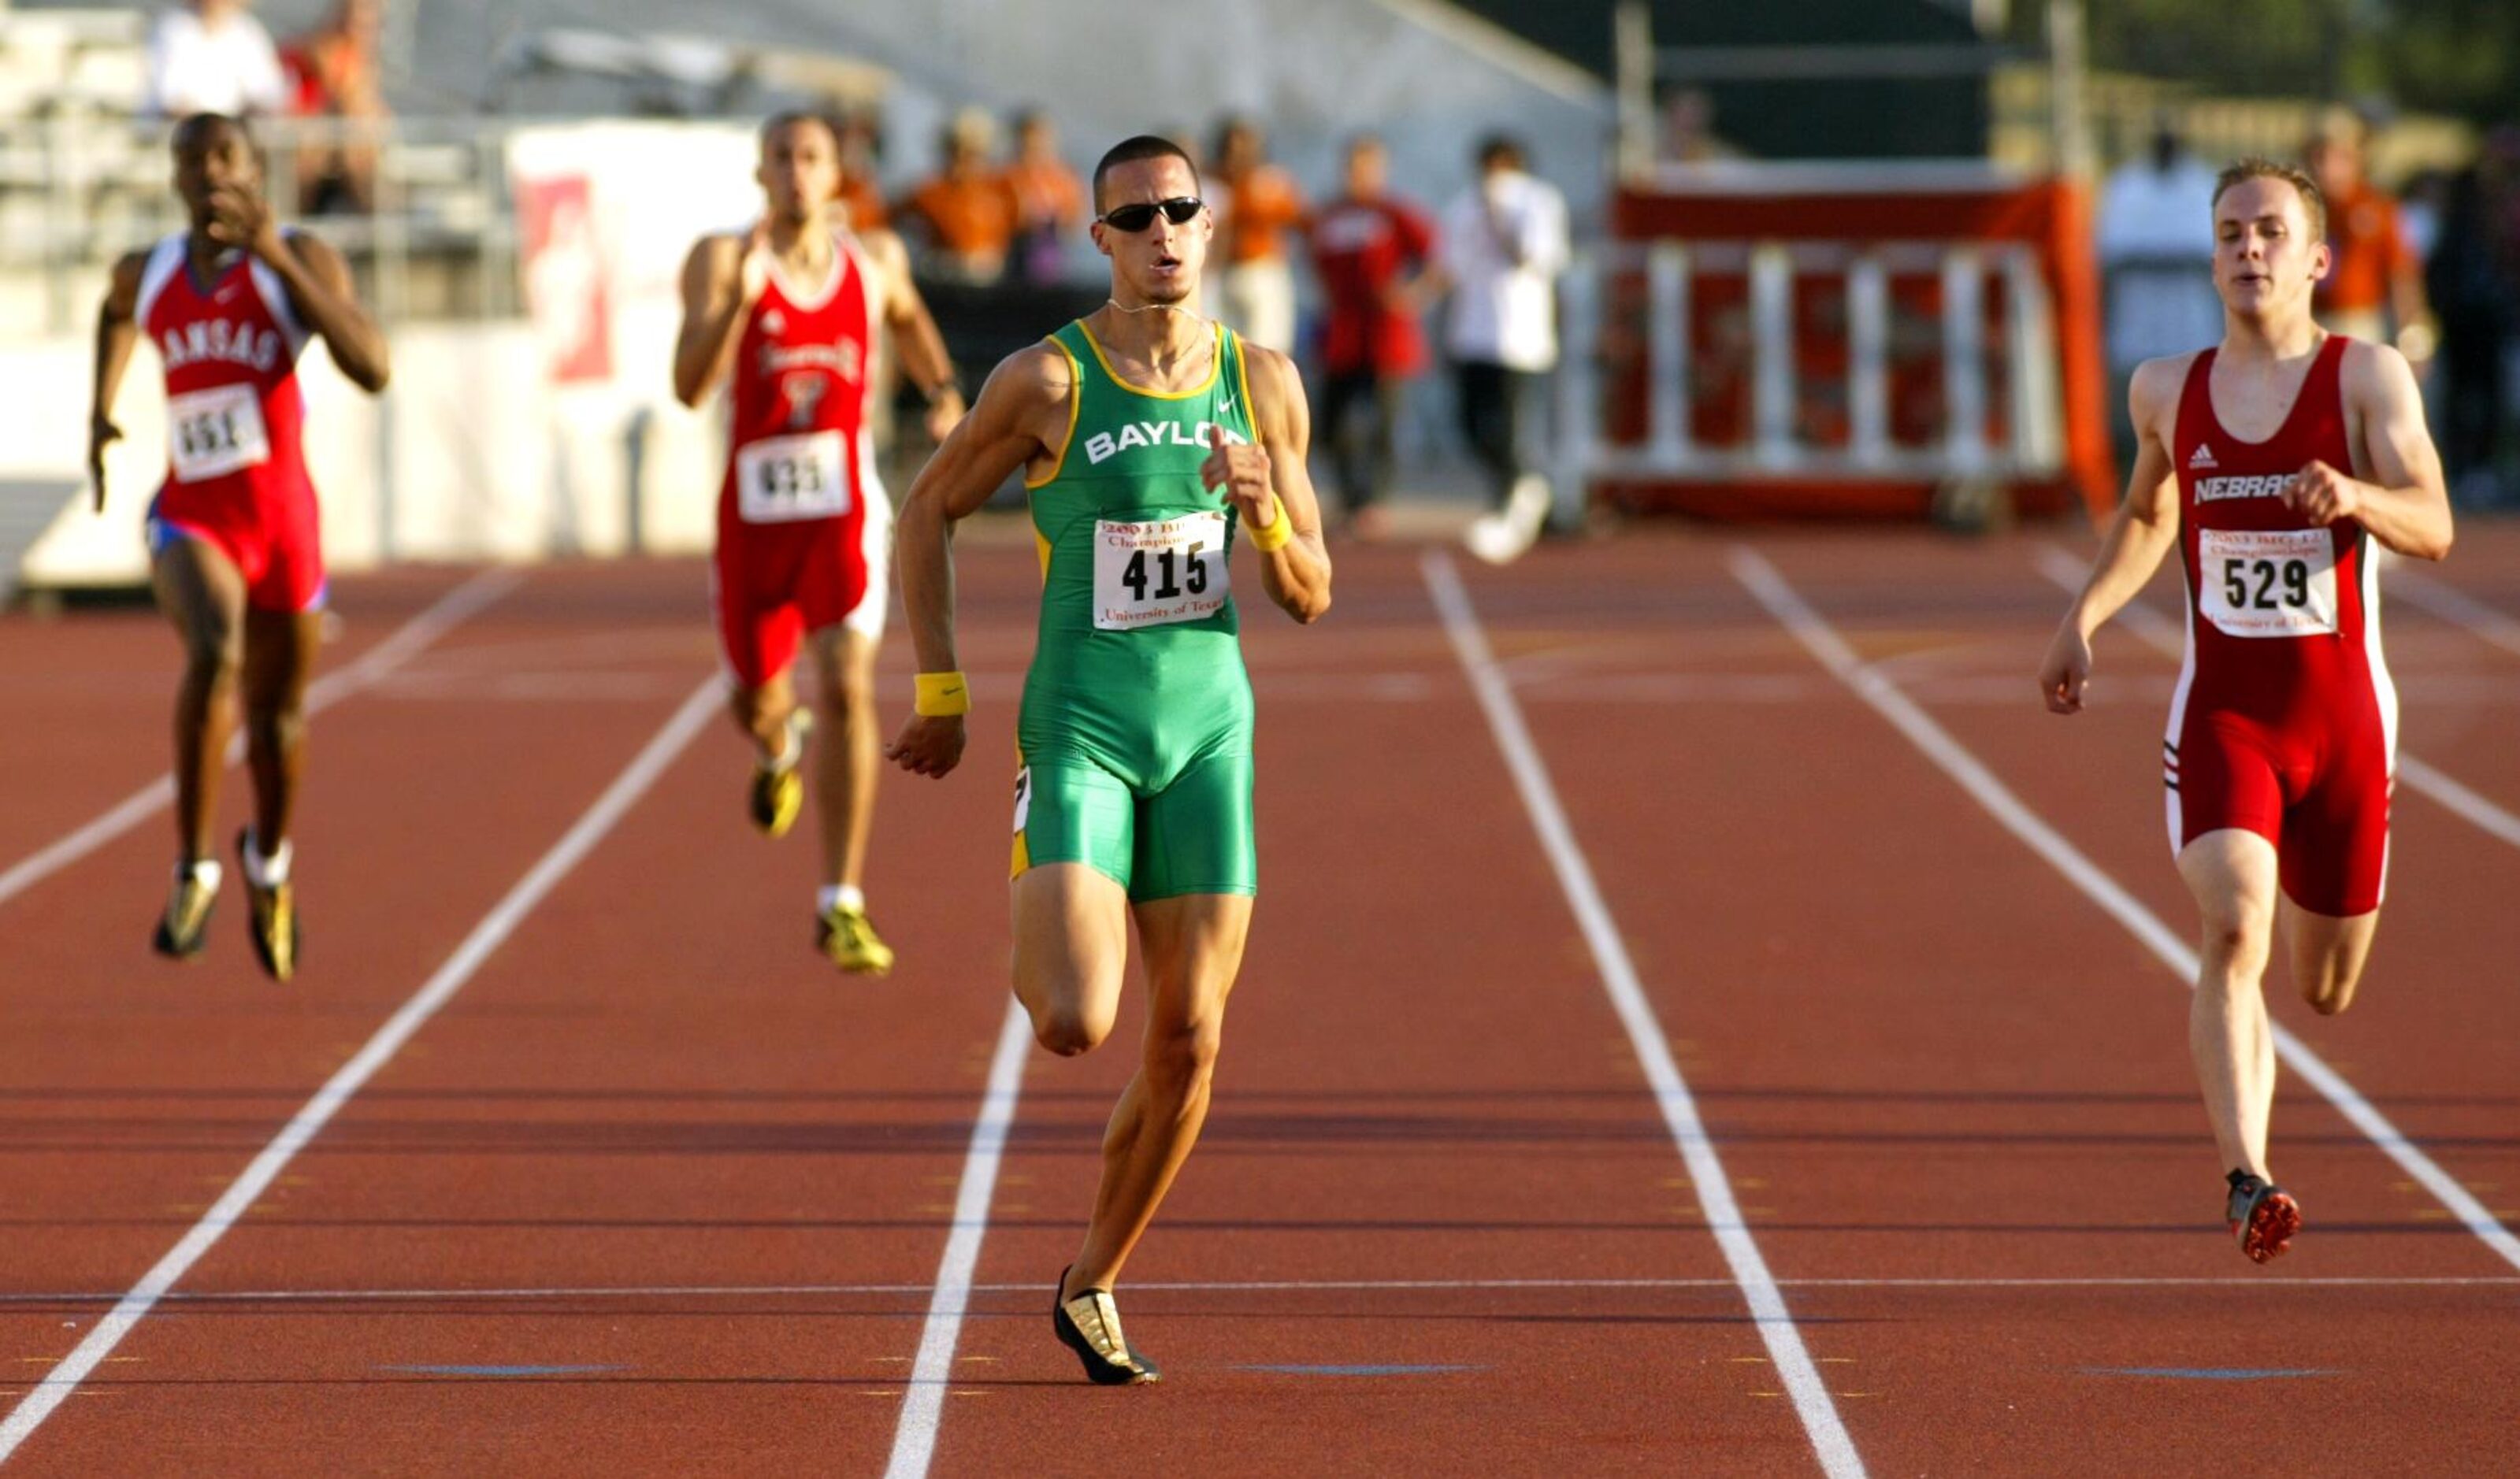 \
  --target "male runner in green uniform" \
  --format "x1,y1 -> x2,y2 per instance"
889,135 -> 1333,1384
